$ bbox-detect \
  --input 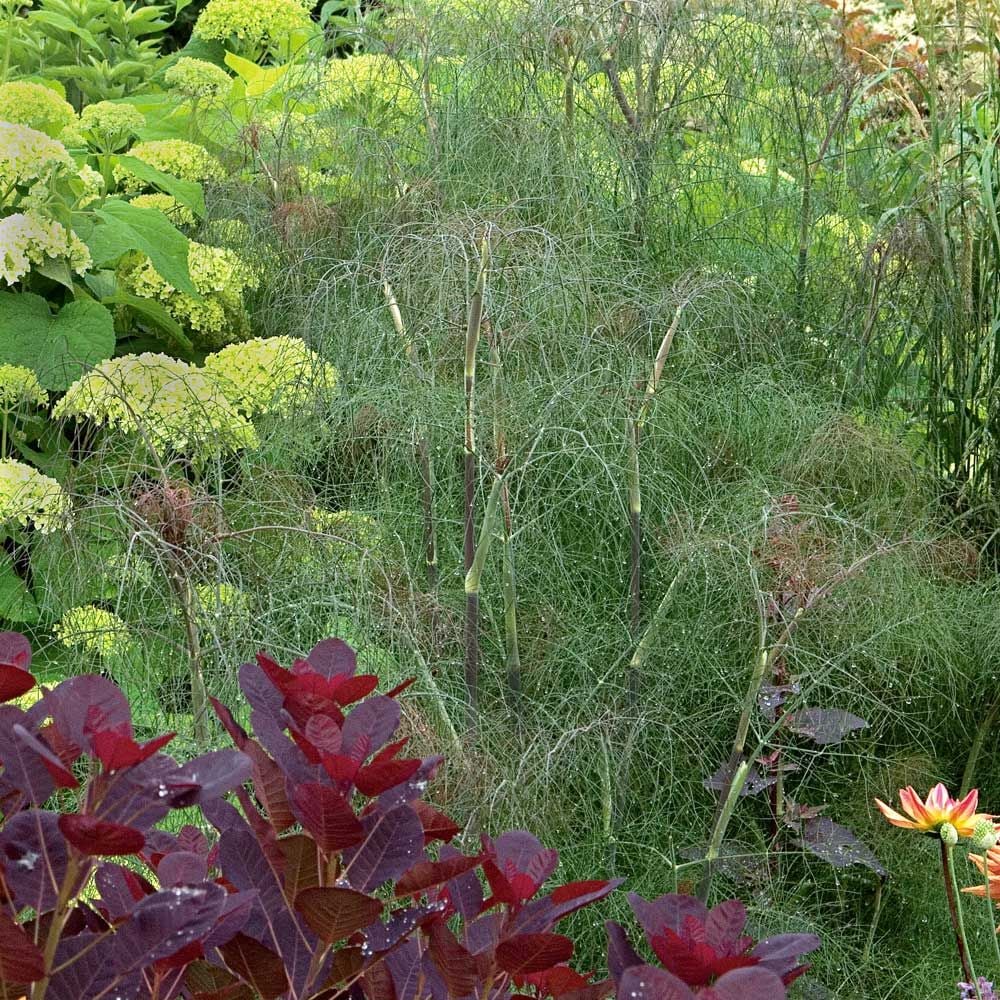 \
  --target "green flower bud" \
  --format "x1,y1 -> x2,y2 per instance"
972,819 -> 998,851
940,822 -> 959,846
